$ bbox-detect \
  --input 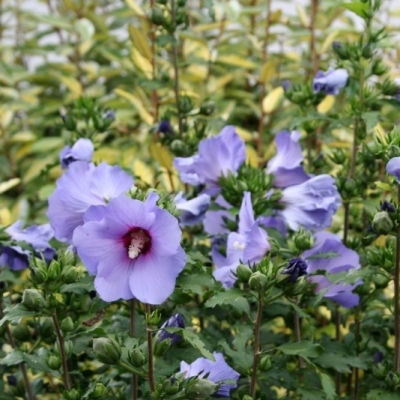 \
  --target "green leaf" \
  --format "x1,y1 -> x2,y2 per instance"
0,304 -> 39,326
342,2 -> 370,18
20,352 -> 52,372
318,372 -> 337,400
61,275 -> 95,294
314,353 -> 367,373
177,273 -> 215,295
0,350 -> 23,366
366,390 -> 400,400
167,328 -> 214,360
204,289 -> 250,316
278,341 -> 323,361
297,387 -> 326,400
